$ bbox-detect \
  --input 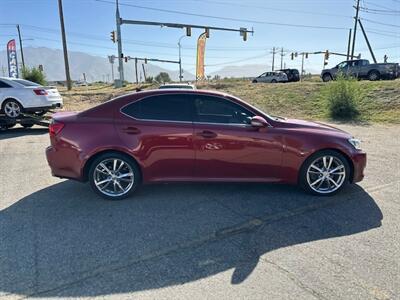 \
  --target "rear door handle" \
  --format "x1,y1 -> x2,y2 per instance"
122,126 -> 140,135
197,130 -> 217,138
